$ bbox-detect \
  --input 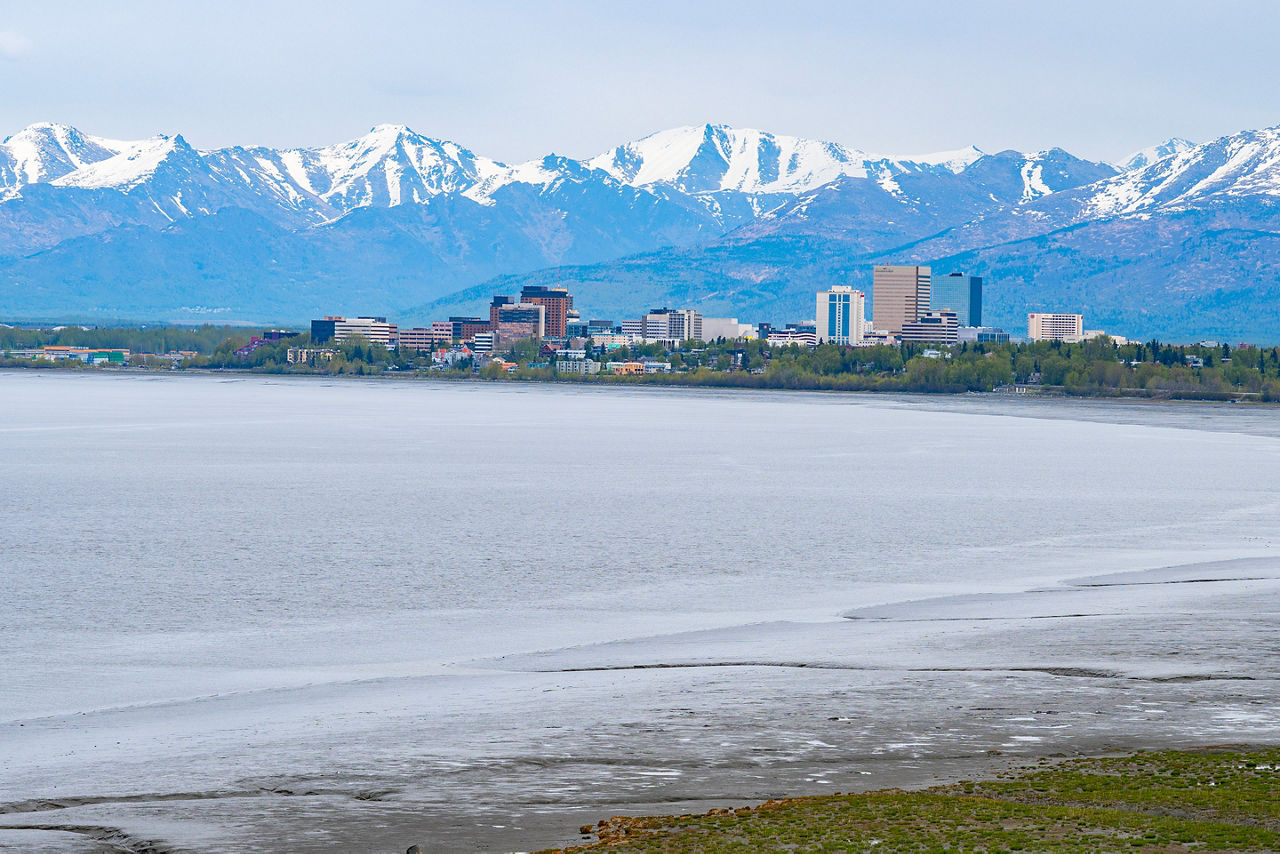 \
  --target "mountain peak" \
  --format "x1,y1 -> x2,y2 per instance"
1,122 -> 134,187
1118,137 -> 1196,171
367,123 -> 414,138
